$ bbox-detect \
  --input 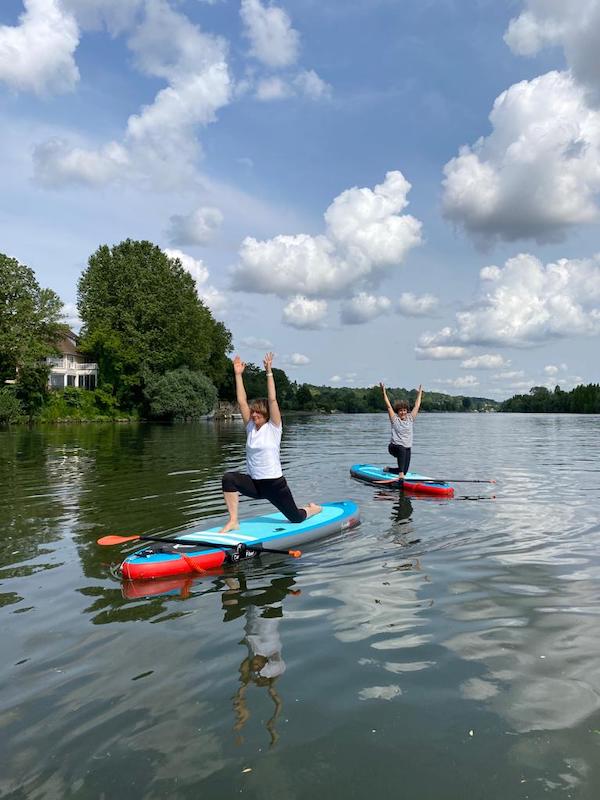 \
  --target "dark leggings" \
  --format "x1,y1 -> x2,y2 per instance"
388,443 -> 411,475
222,472 -> 307,523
